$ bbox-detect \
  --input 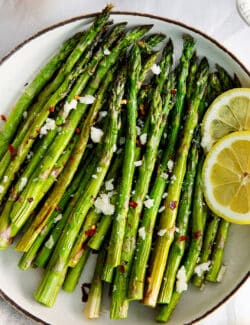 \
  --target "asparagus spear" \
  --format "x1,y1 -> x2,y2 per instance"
206,220 -> 230,282
128,36 -> 194,301
15,64 -> 115,252
143,57 -> 209,307
83,248 -> 106,319
111,40 -> 173,319
156,156 -> 208,322
157,135 -> 200,303
34,67 -> 125,307
0,32 -> 82,160
105,44 -> 142,269
185,52 -> 198,105
192,213 -> 220,287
